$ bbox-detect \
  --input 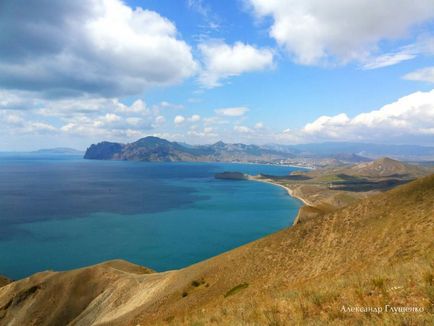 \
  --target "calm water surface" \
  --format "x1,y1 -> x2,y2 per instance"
0,154 -> 302,279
